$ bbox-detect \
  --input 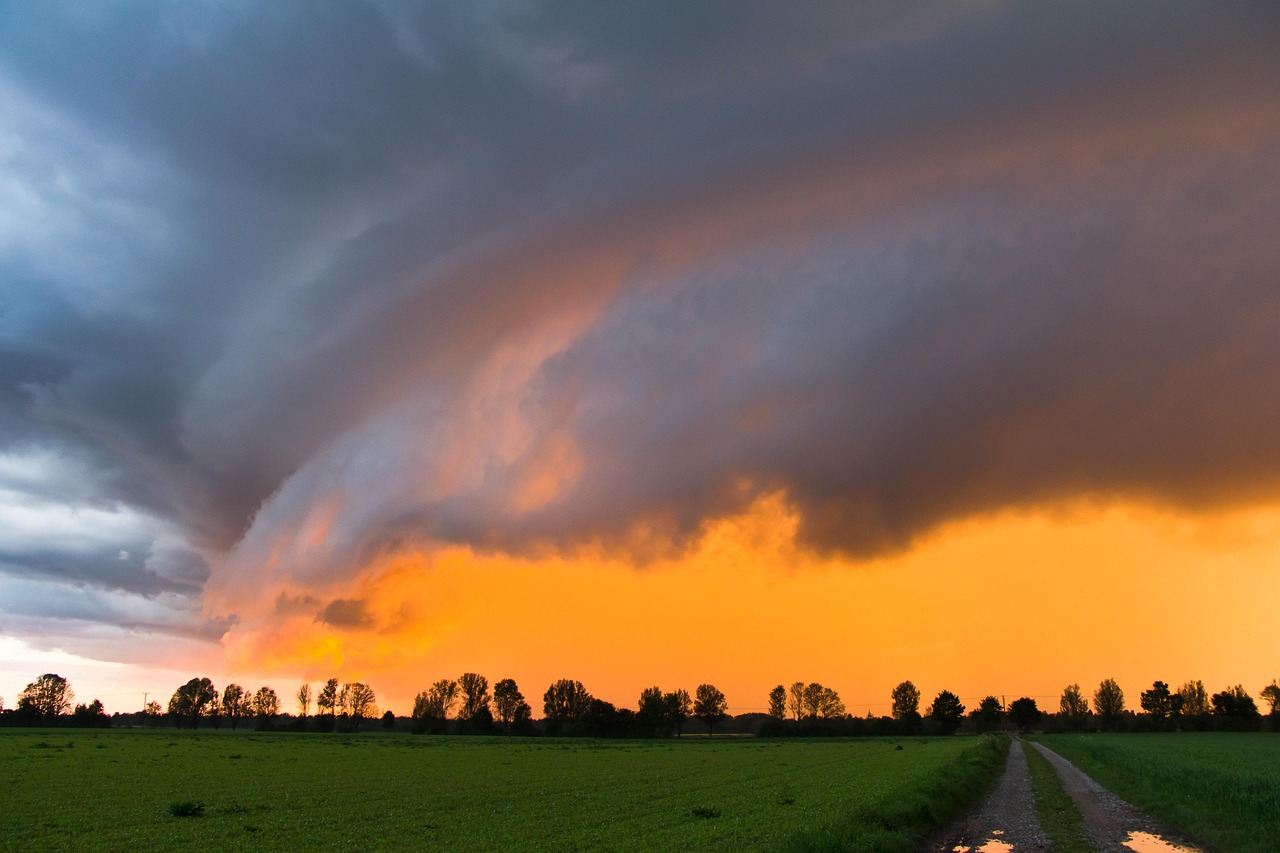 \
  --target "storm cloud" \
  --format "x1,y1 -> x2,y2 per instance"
2,1 -> 1279,648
